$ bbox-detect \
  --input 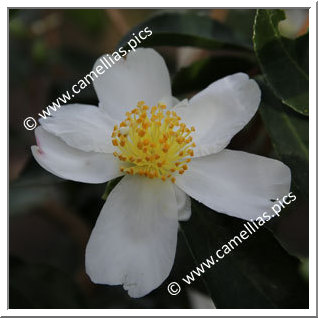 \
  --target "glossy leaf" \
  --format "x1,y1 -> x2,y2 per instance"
179,200 -> 308,309
253,9 -> 309,115
257,78 -> 309,197
118,12 -> 252,51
